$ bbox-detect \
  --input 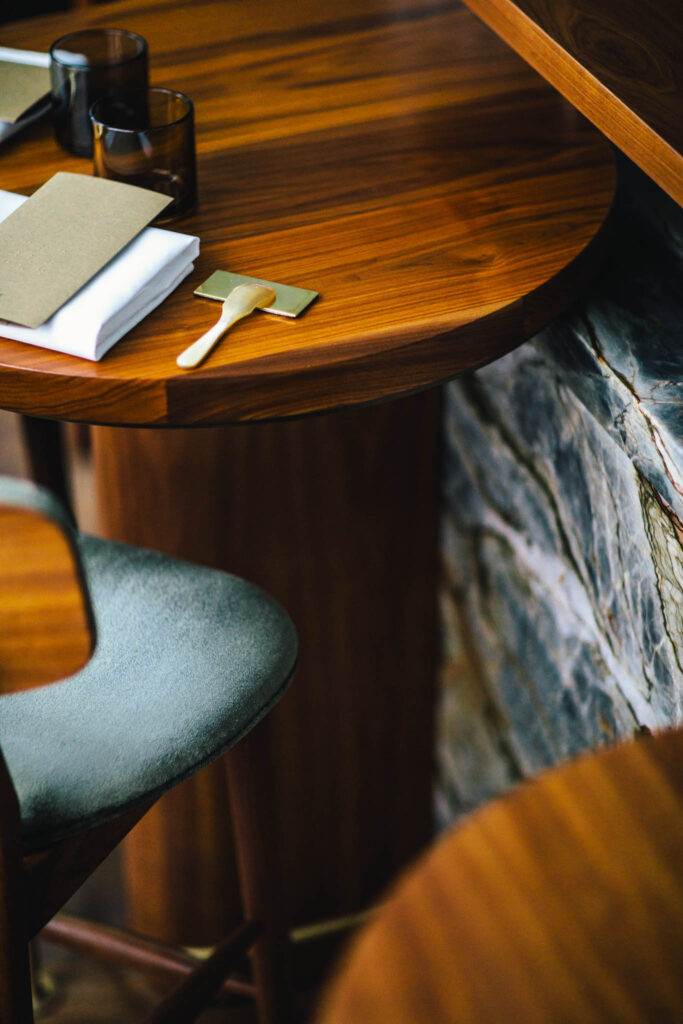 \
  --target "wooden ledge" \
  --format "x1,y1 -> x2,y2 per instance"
462,0 -> 683,206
